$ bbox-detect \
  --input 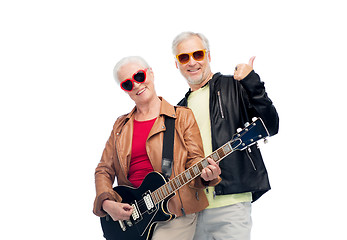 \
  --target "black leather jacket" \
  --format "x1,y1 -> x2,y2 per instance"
178,70 -> 279,201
